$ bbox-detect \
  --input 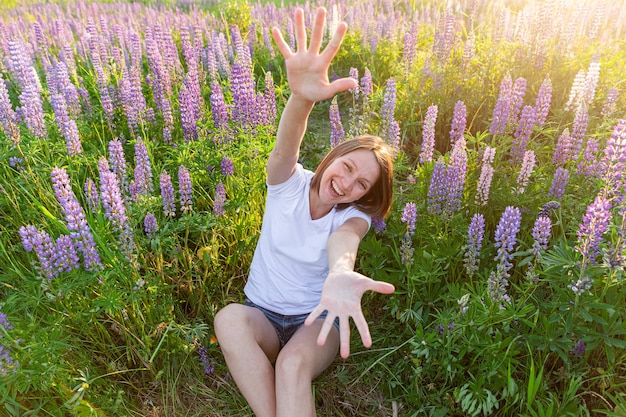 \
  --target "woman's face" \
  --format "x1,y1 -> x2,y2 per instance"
317,149 -> 381,205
